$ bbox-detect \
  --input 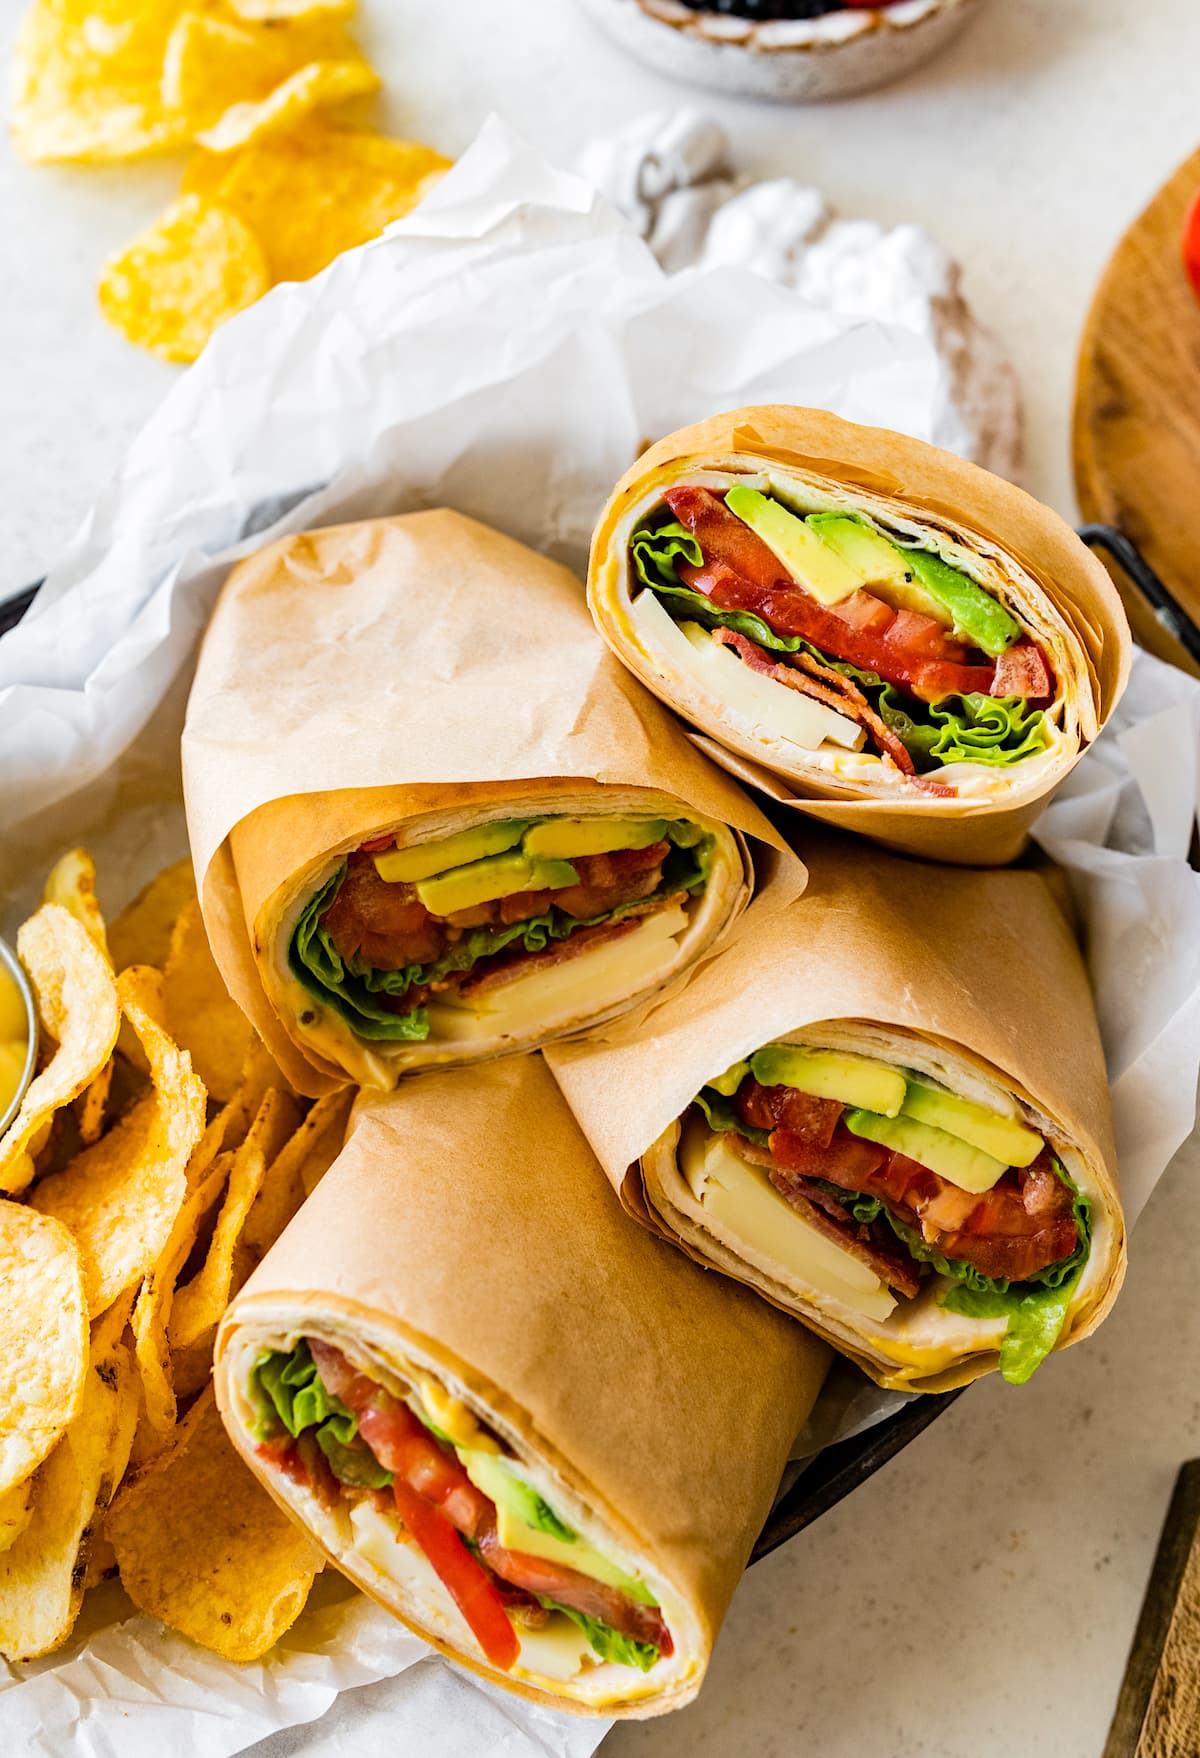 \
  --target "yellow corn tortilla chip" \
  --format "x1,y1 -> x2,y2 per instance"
130,1154 -> 230,1455
108,860 -> 197,975
170,1088 -> 300,1353
0,1484 -> 32,1556
10,0 -> 192,163
0,1318 -> 137,1660
42,849 -> 109,962
99,193 -> 270,365
0,906 -> 119,1195
241,1087 -> 352,1259
106,1385 -> 321,1661
182,125 -> 450,283
161,897 -> 255,1104
195,57 -> 379,152
30,968 -> 204,1319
